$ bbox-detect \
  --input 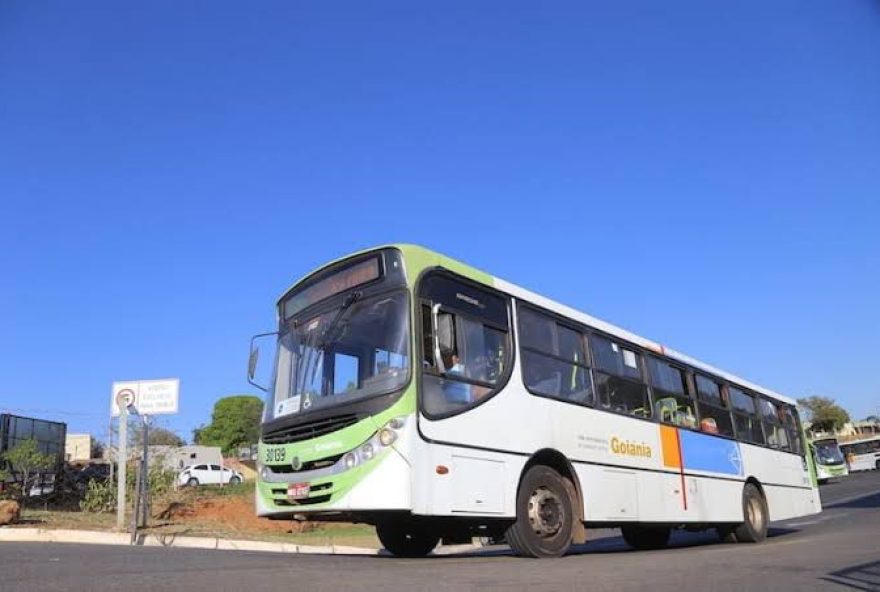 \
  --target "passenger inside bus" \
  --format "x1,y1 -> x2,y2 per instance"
440,350 -> 471,404
700,417 -> 719,434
